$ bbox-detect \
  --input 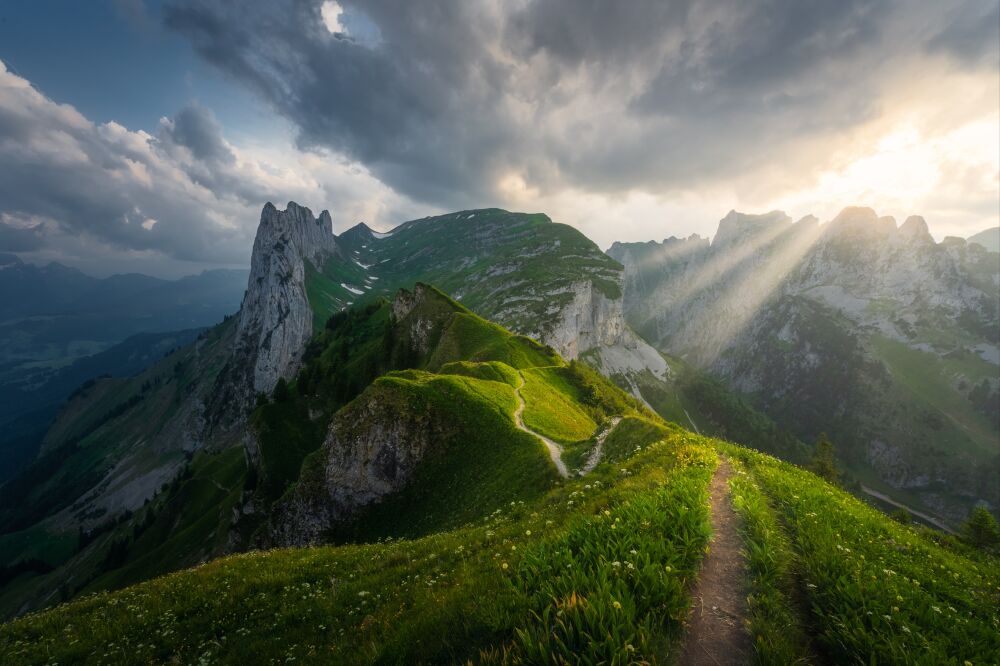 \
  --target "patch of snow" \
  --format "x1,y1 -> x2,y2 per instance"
467,213 -> 476,218
354,260 -> 372,269
372,230 -> 394,239
369,275 -> 380,280
341,283 -> 365,295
